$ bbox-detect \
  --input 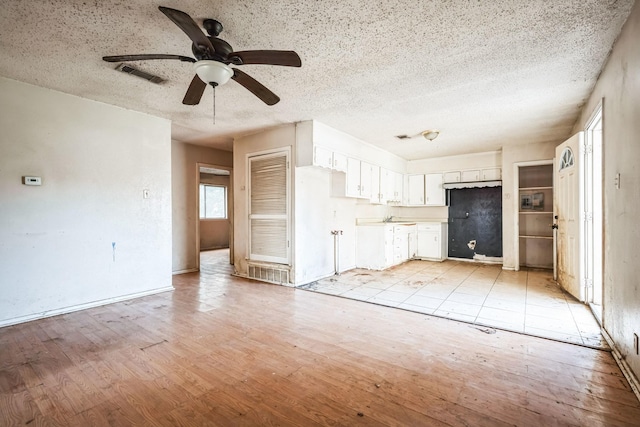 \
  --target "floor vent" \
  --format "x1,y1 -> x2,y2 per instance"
115,63 -> 164,84
247,264 -> 290,285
